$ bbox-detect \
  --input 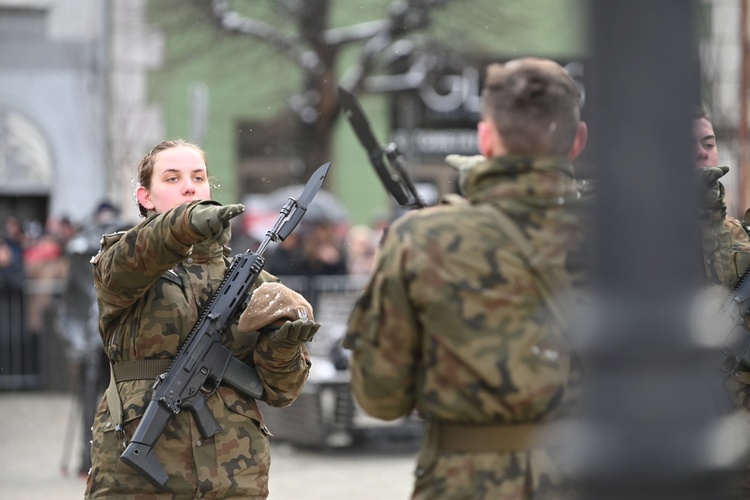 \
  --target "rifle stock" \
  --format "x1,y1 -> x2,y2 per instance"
119,162 -> 330,489
120,402 -> 172,487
